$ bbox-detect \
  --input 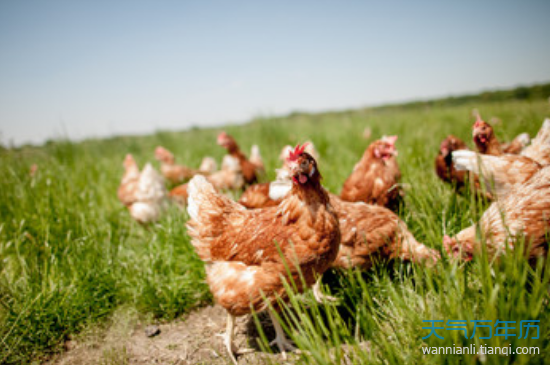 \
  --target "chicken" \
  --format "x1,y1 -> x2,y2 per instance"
340,136 -> 402,210
169,155 -> 244,205
217,132 -> 259,185
117,154 -> 168,224
443,165 -> 550,262
186,144 -> 340,363
472,115 -> 504,155
154,146 -> 205,184
472,114 -> 530,155
452,118 -> 550,201
435,135 -> 468,189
